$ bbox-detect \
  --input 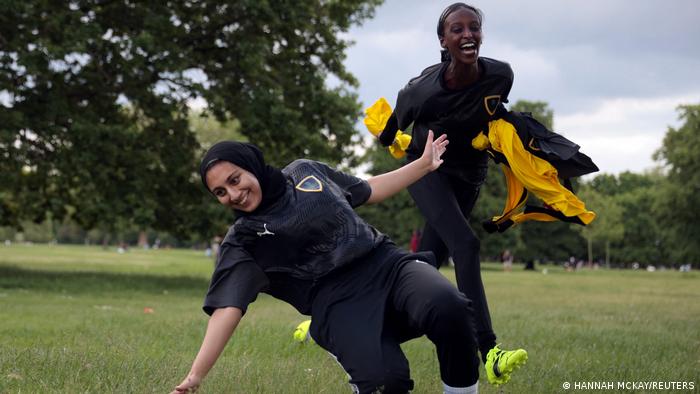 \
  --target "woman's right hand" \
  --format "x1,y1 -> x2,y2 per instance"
420,130 -> 449,171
